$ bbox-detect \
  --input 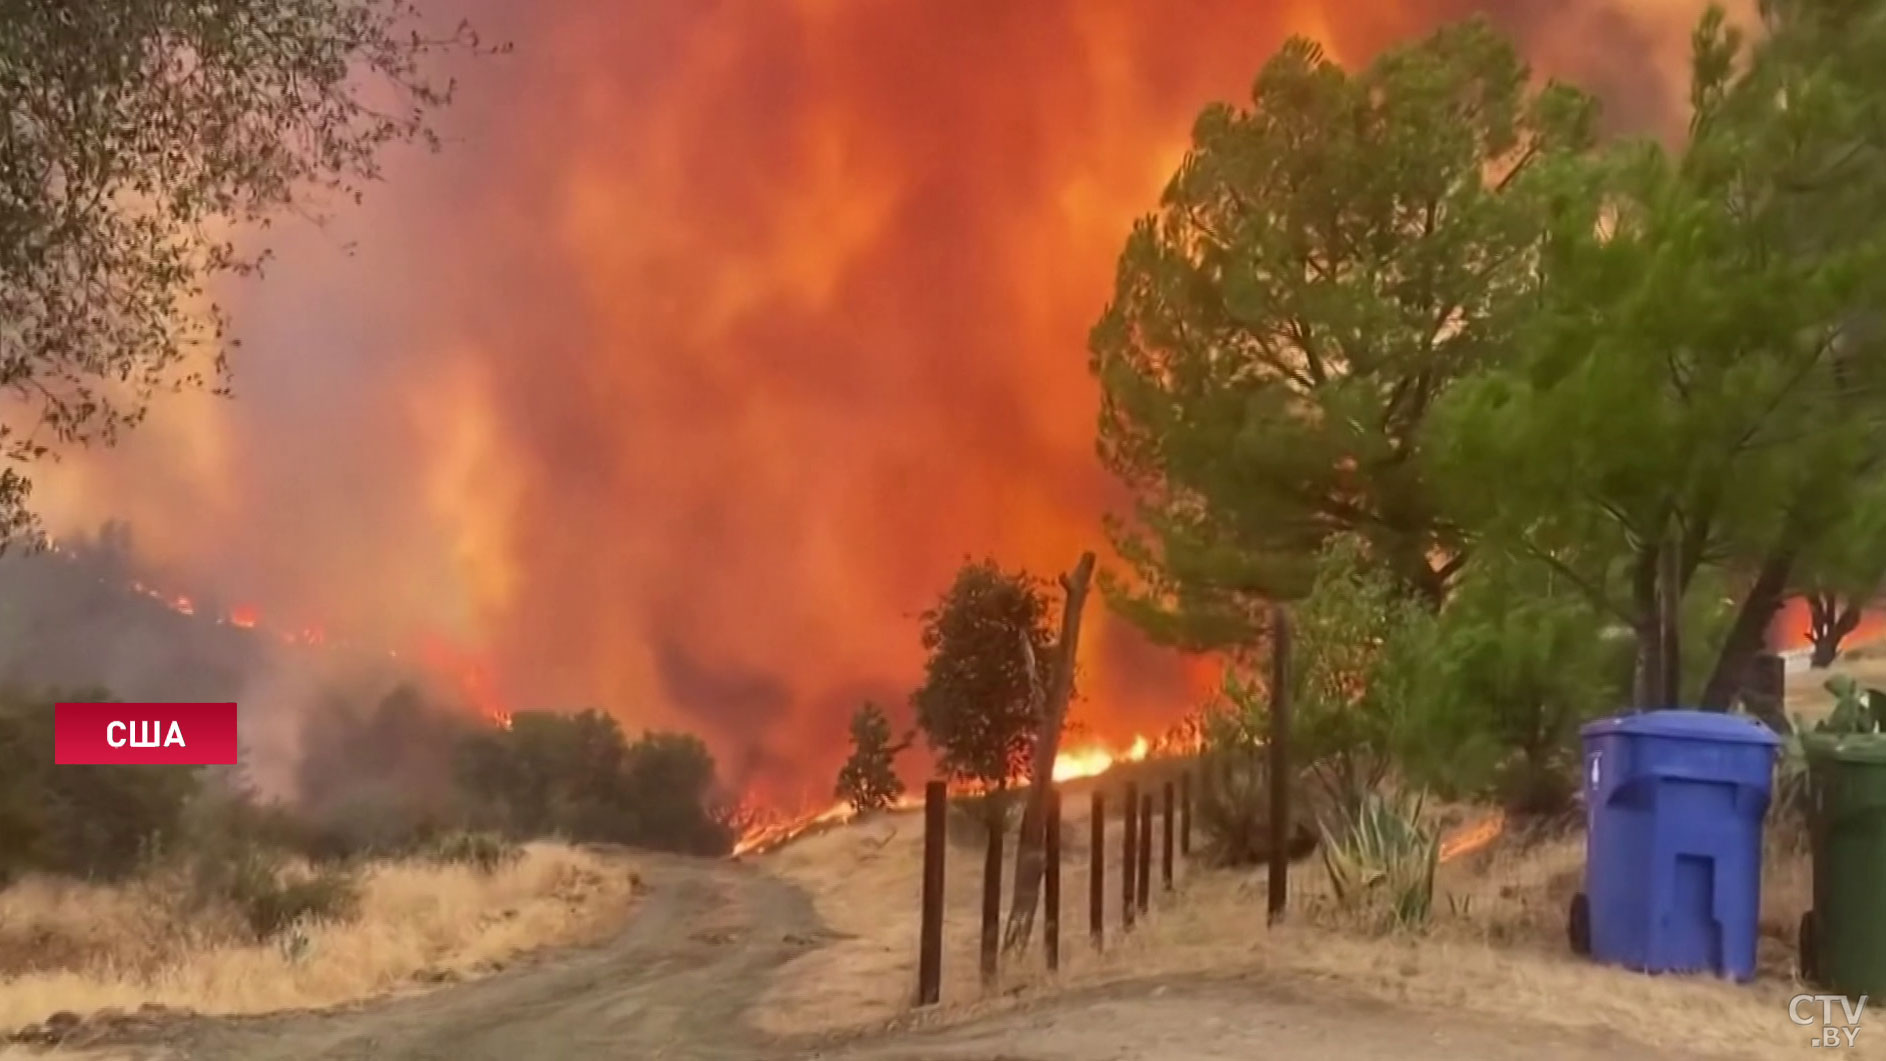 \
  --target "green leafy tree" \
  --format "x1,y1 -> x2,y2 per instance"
0,686 -> 200,883
452,711 -> 734,855
911,559 -> 1056,814
1425,3 -> 1886,712
0,0 -> 493,540
1088,18 -> 1597,650
835,701 -> 909,814
1415,551 -> 1619,814
618,730 -> 734,856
